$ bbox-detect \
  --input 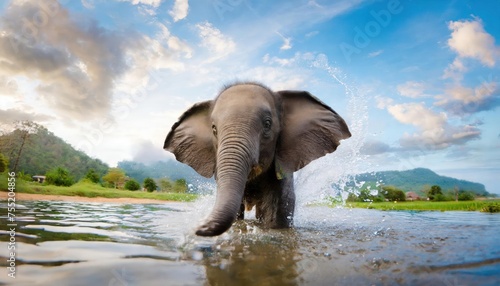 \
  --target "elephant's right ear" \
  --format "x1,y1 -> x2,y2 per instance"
163,100 -> 215,178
